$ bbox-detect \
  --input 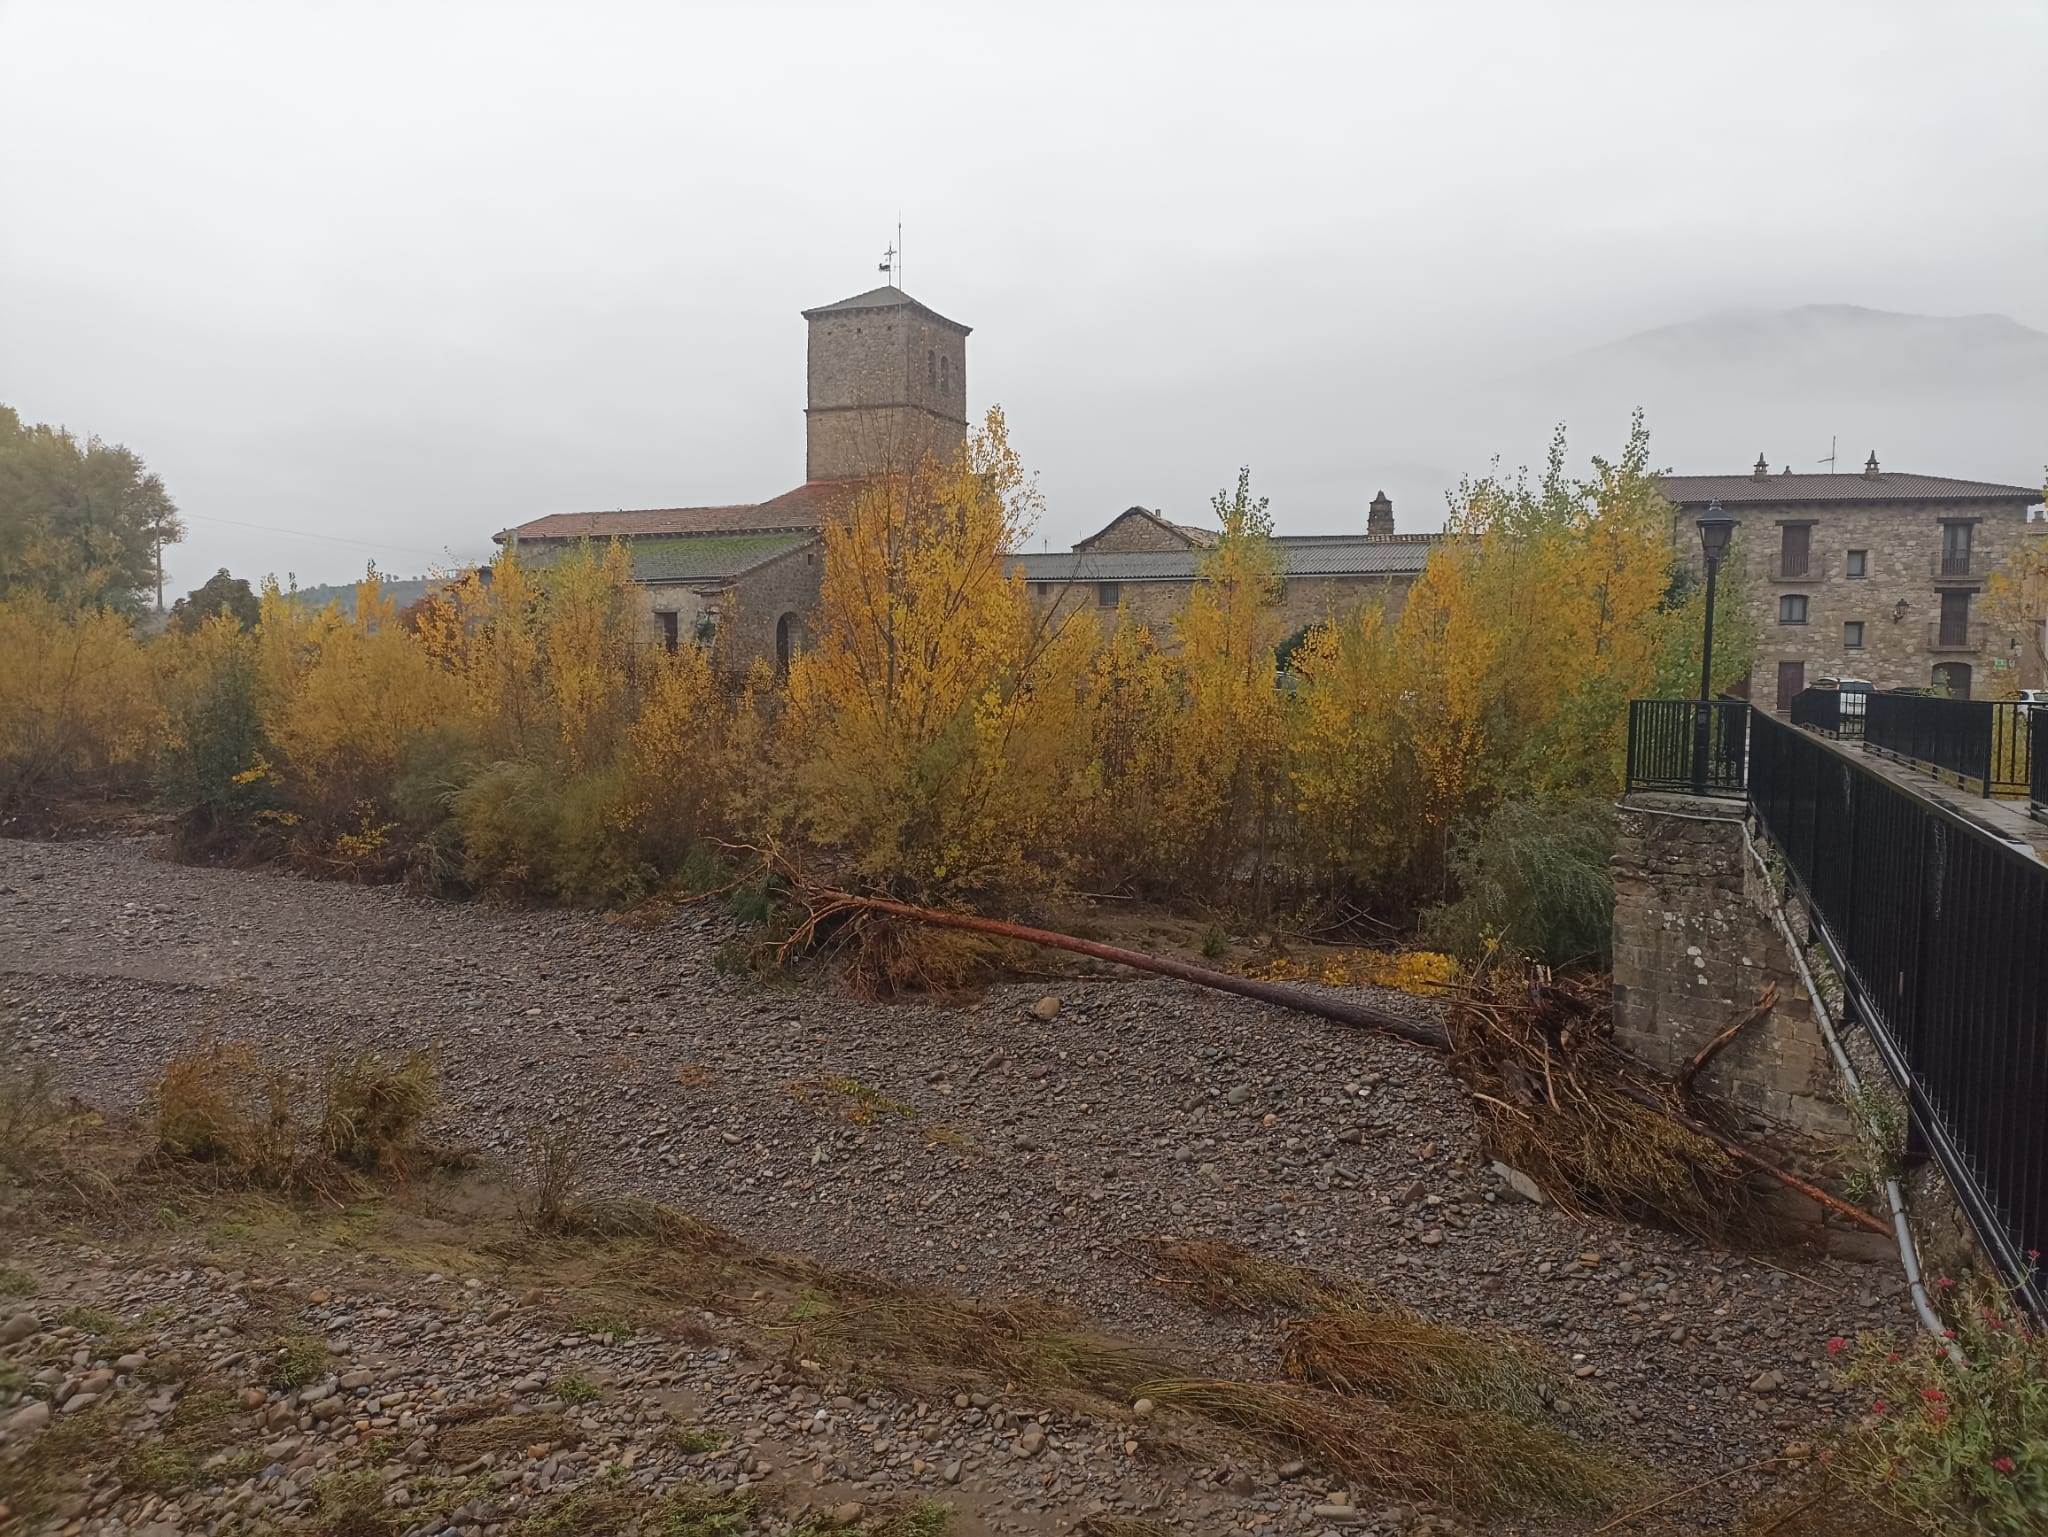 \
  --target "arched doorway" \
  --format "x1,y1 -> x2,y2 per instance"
1932,661 -> 1972,699
775,613 -> 800,673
